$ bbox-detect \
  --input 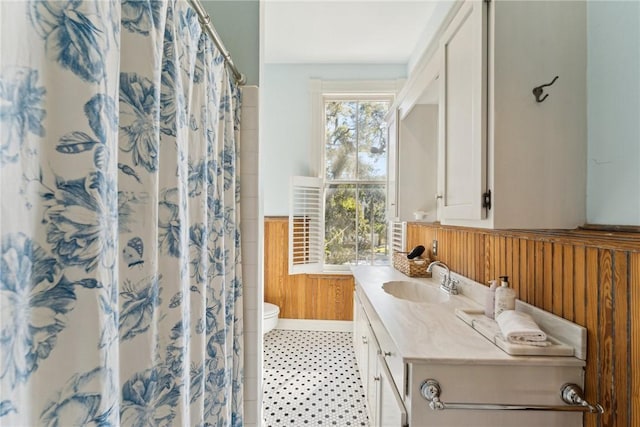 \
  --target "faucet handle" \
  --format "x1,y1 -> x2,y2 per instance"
447,278 -> 459,294
438,272 -> 448,285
